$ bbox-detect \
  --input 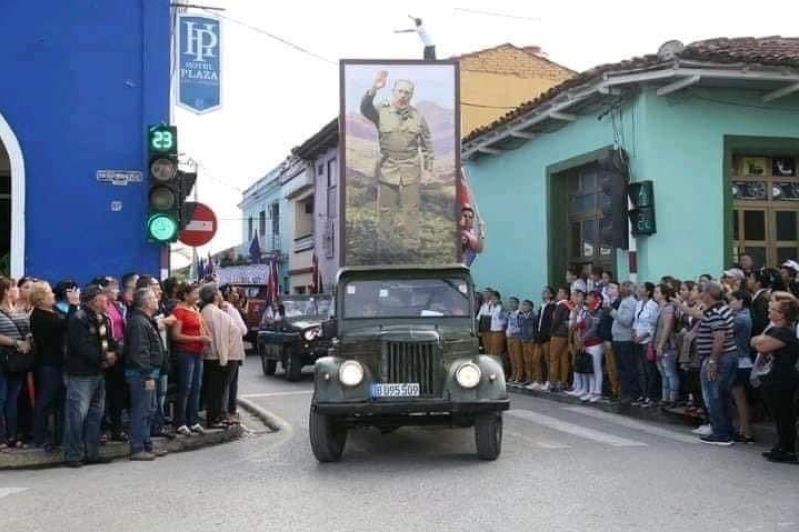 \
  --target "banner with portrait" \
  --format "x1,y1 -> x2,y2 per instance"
339,60 -> 460,266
